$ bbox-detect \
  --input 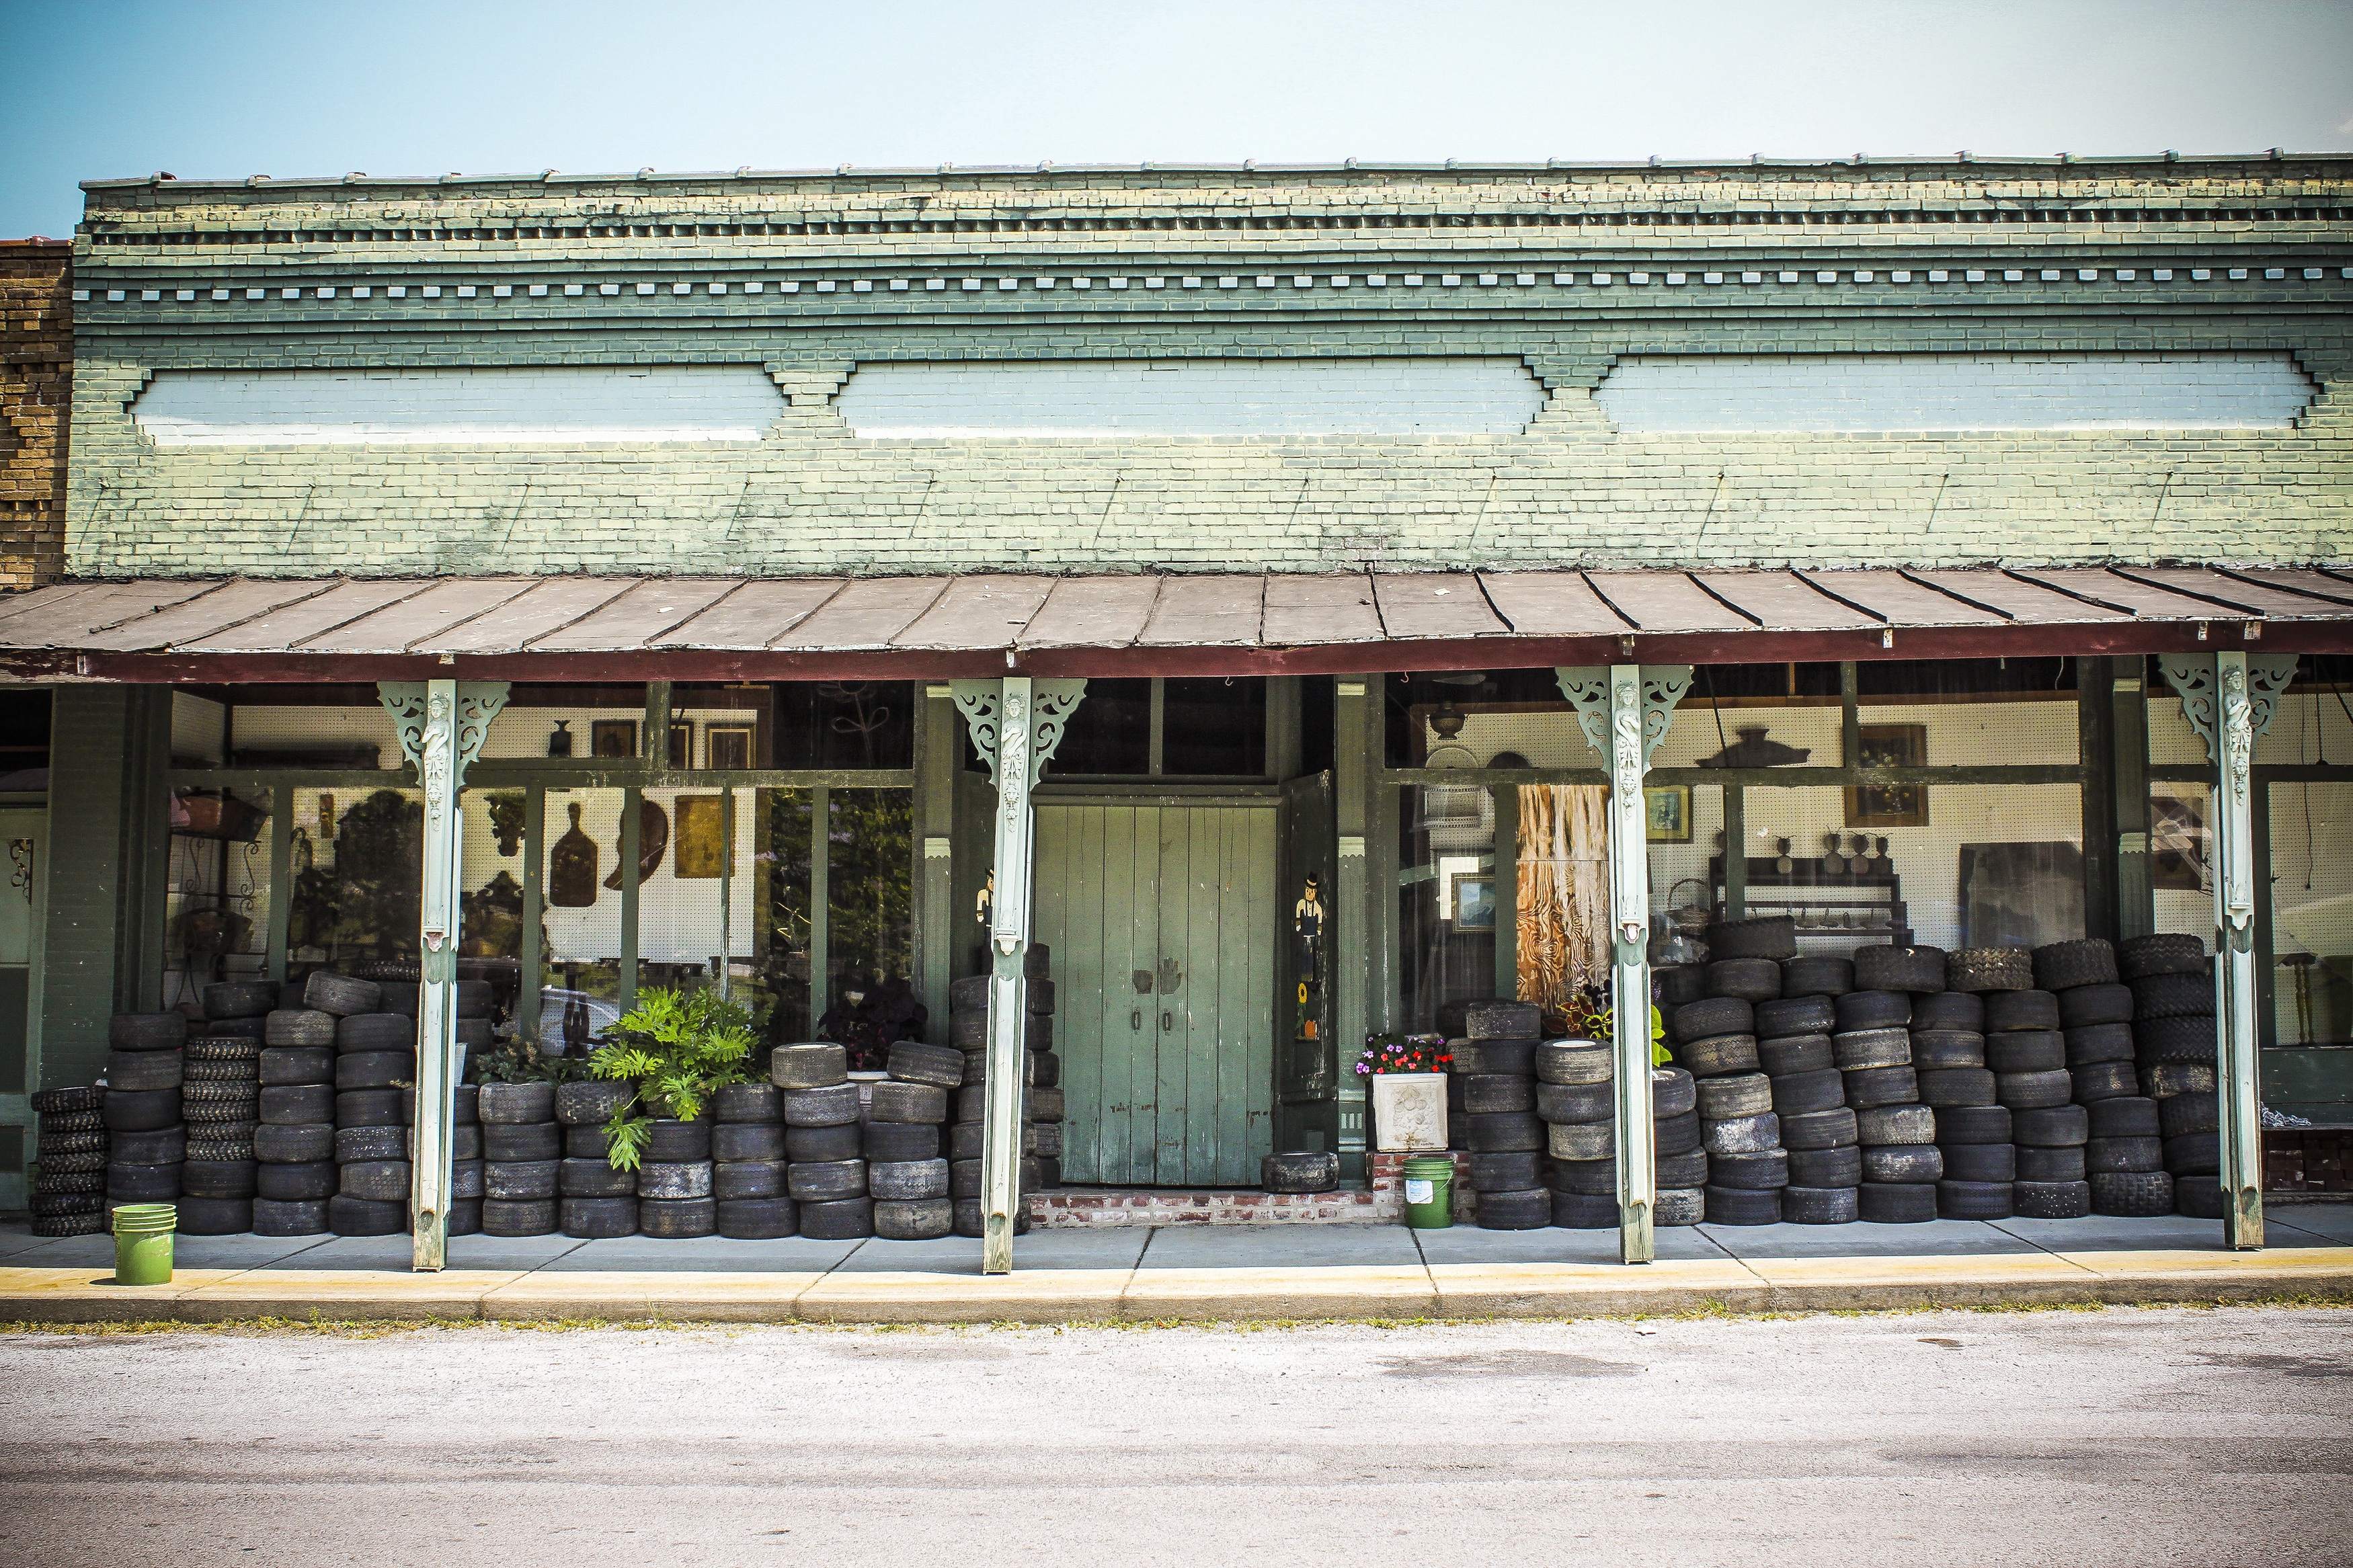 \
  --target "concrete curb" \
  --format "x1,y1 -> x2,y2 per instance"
2,1248 -> 2347,1326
